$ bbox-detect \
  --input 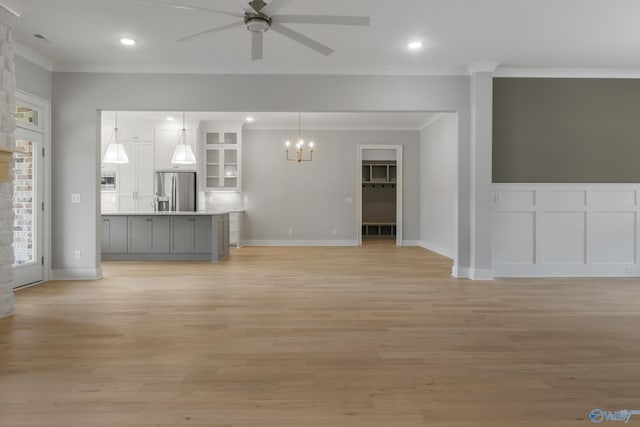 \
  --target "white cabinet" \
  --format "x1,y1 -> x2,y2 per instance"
203,130 -> 241,191
155,128 -> 198,171
118,141 -> 155,212
118,127 -> 154,142
229,212 -> 243,247
101,192 -> 118,212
